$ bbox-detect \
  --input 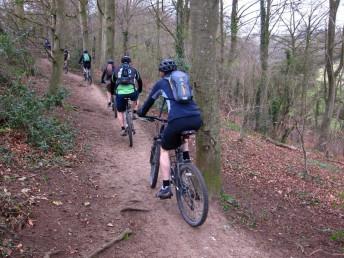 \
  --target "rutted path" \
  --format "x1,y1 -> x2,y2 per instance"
25,59 -> 290,257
